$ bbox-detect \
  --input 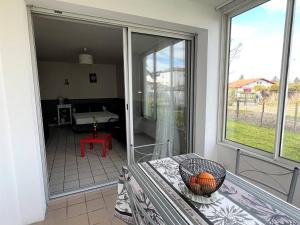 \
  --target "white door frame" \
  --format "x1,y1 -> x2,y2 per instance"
27,5 -> 197,199
26,7 -> 49,202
